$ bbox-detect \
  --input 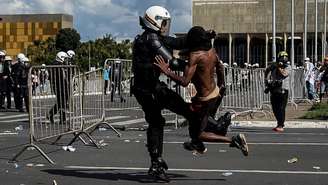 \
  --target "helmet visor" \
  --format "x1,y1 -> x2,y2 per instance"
160,18 -> 171,36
